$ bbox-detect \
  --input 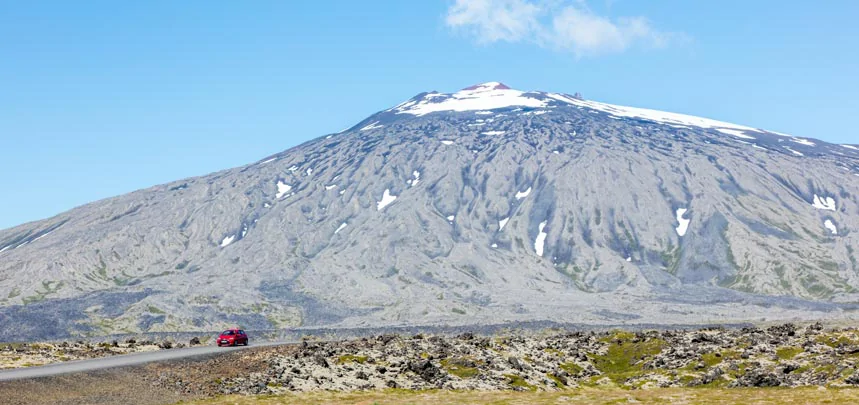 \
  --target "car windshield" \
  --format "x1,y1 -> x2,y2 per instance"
221,330 -> 235,336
